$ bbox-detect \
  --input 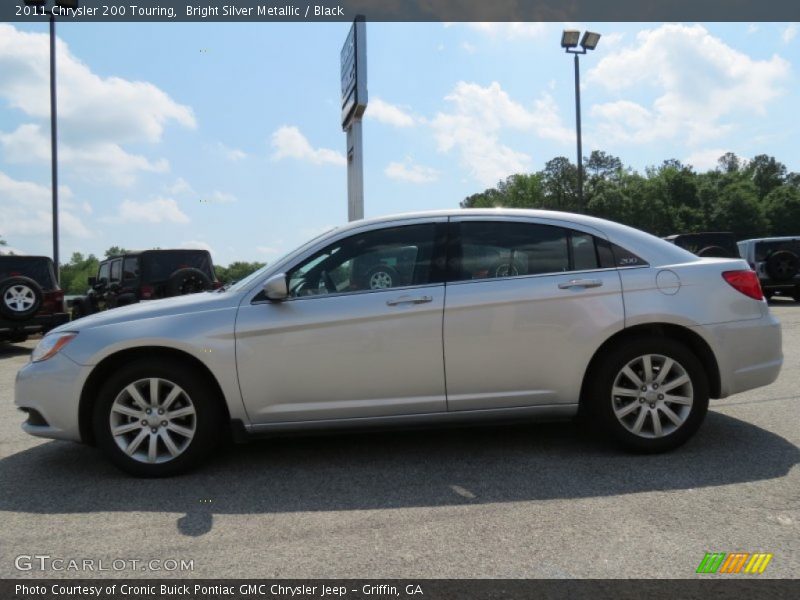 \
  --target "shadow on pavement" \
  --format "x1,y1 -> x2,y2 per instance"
0,342 -> 33,358
1,411 -> 797,537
